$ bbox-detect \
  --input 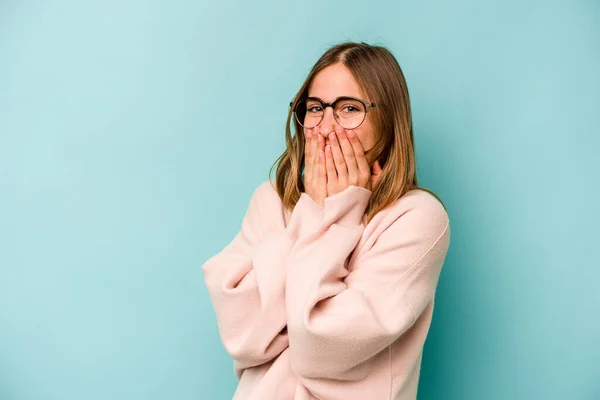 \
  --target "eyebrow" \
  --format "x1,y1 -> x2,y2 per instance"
306,96 -> 360,102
